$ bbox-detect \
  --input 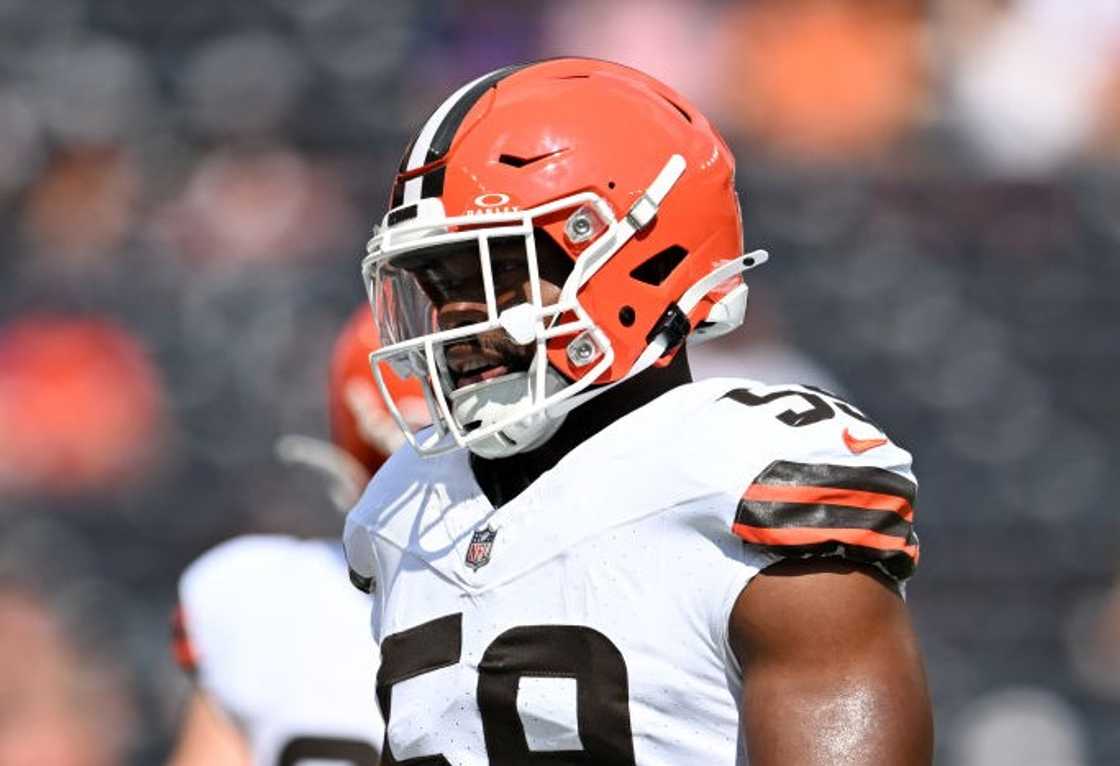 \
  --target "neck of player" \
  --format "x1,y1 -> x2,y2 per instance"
469,346 -> 693,508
